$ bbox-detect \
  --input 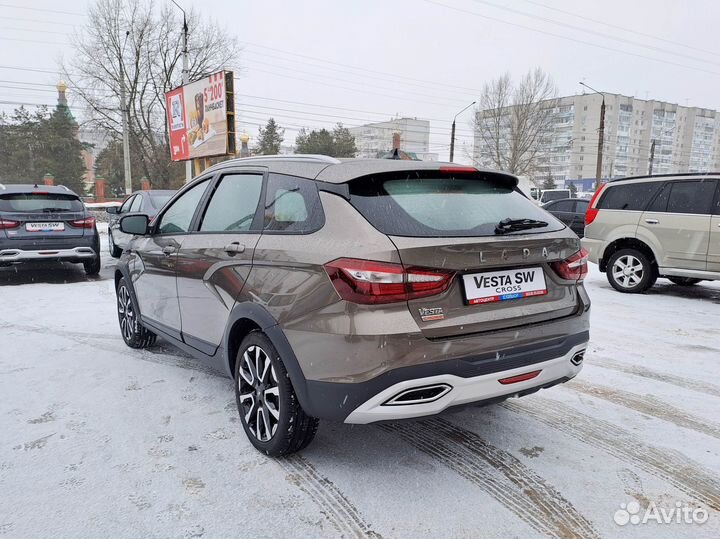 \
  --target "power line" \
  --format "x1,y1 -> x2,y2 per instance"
520,0 -> 720,59
469,0 -> 720,68
0,3 -> 85,16
1,15 -> 78,27
0,36 -> 69,46
0,25 -> 73,36
422,0 -> 720,78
